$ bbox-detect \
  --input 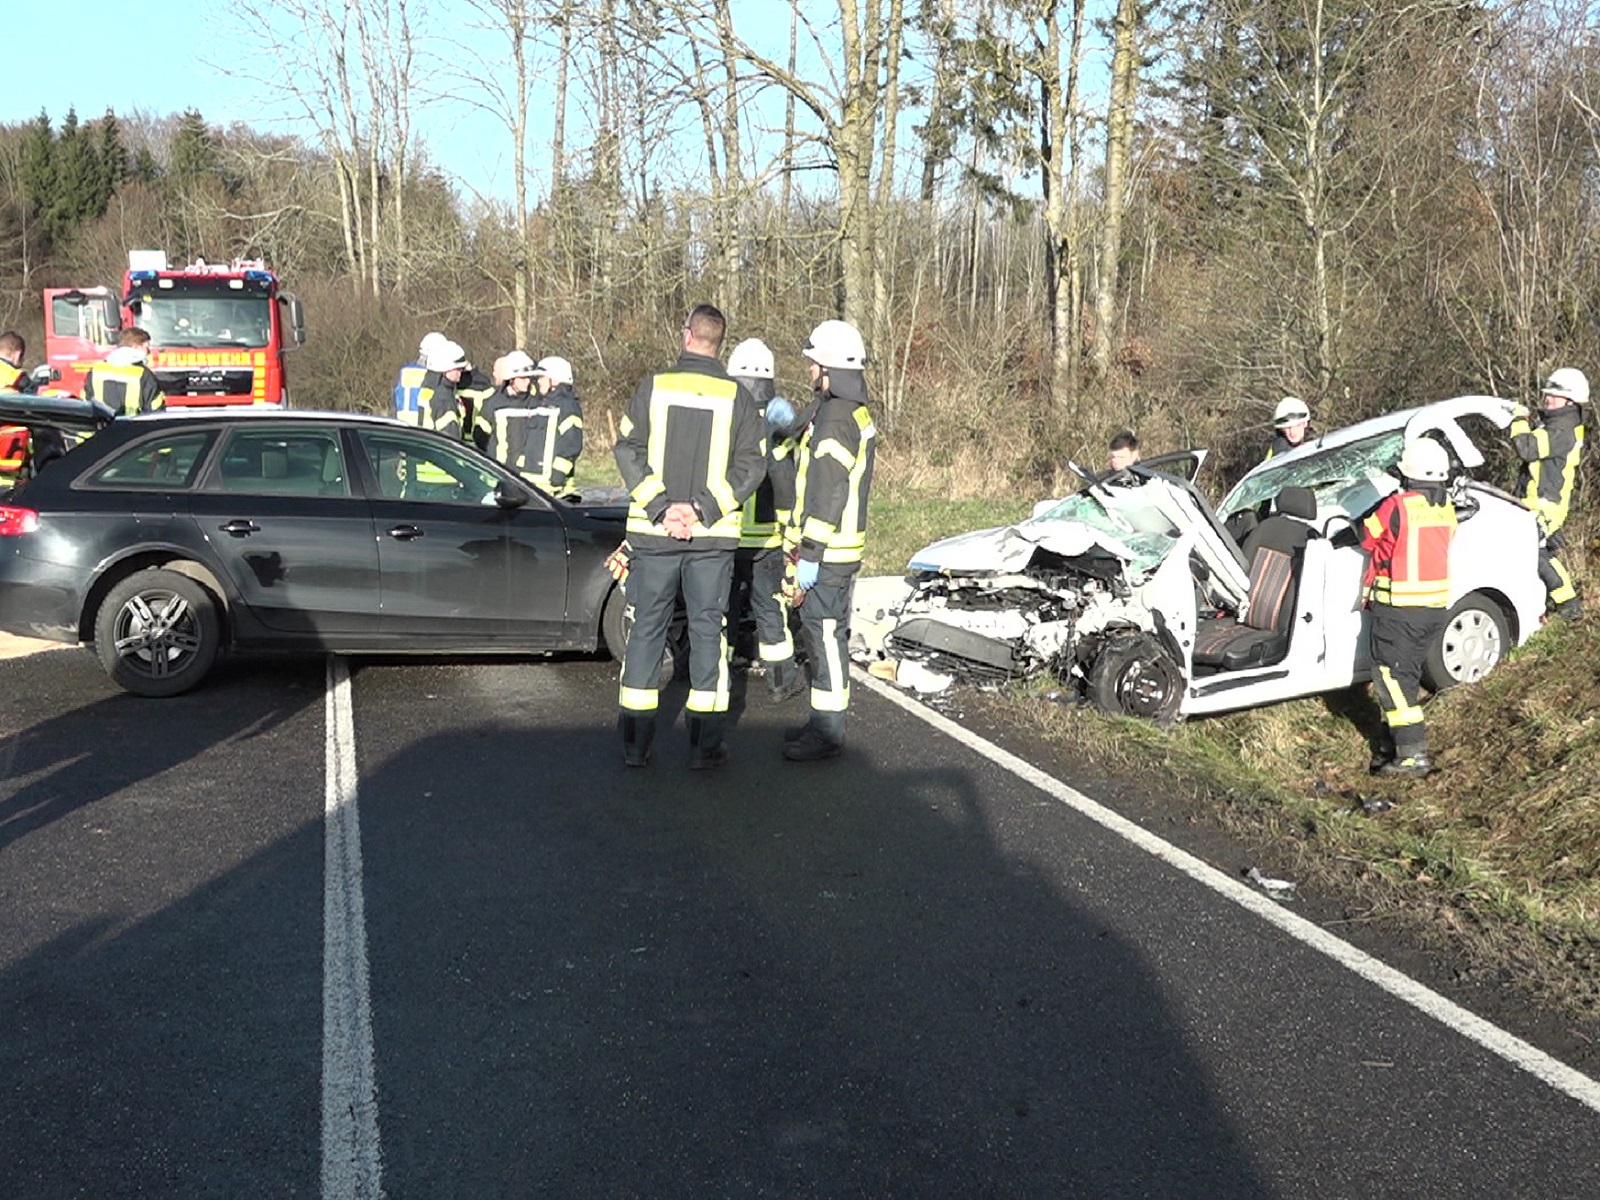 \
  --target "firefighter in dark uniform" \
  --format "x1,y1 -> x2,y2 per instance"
1511,367 -> 1587,621
1266,396 -> 1314,460
455,359 -> 497,449
474,350 -> 541,471
401,339 -> 472,498
784,319 -> 877,762
83,333 -> 166,416
516,356 -> 585,496
1362,437 -> 1457,778
394,331 -> 446,423
614,305 -> 766,769
727,338 -> 806,701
